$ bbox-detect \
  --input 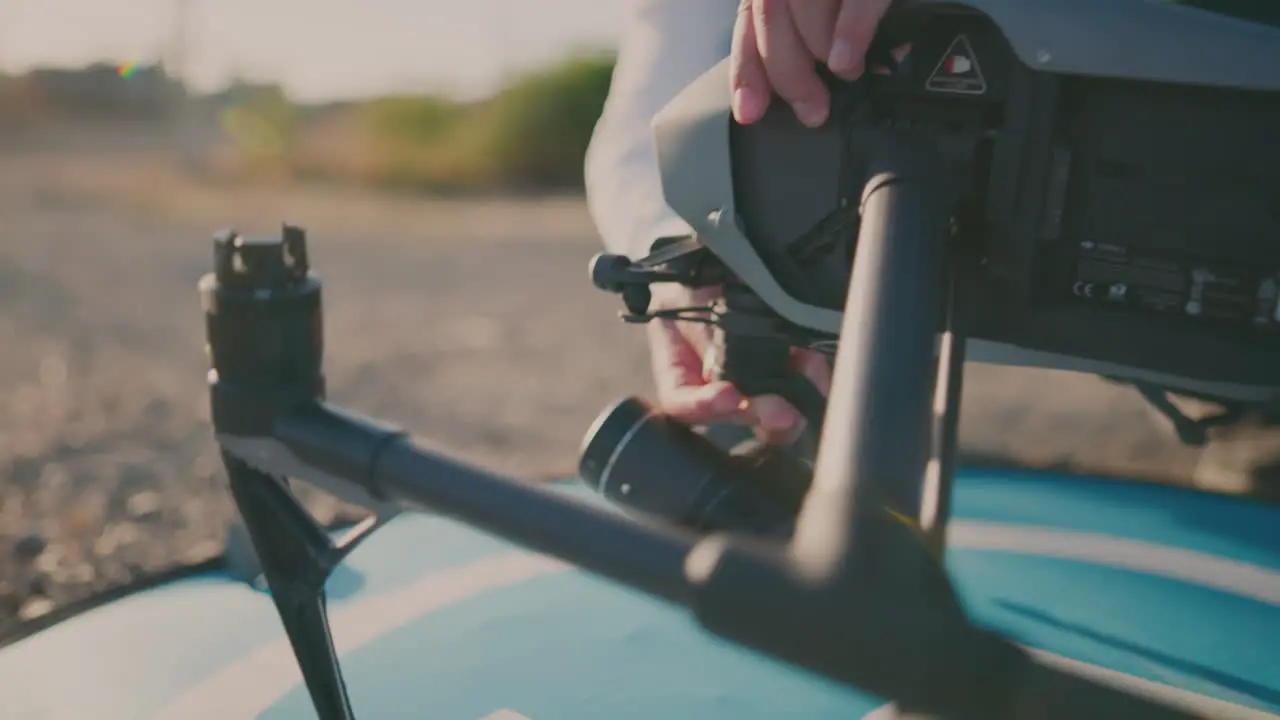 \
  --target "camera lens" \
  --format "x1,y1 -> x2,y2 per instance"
579,397 -> 796,537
